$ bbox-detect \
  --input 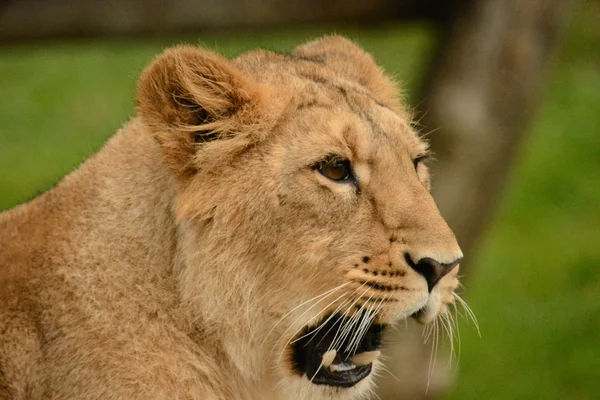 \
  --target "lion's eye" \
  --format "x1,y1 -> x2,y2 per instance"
315,157 -> 353,182
413,154 -> 430,170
